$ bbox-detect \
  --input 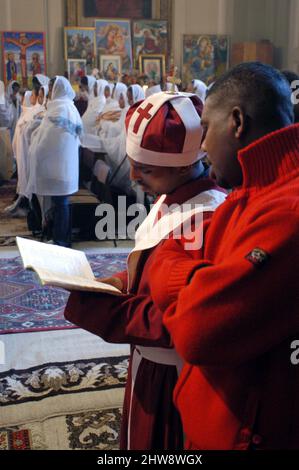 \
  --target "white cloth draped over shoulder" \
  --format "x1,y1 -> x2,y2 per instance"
0,81 -> 6,105
13,86 -> 48,196
82,78 -> 106,134
6,80 -> 21,138
192,79 -> 208,103
130,84 -> 145,104
26,76 -> 82,198
0,80 -> 13,128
